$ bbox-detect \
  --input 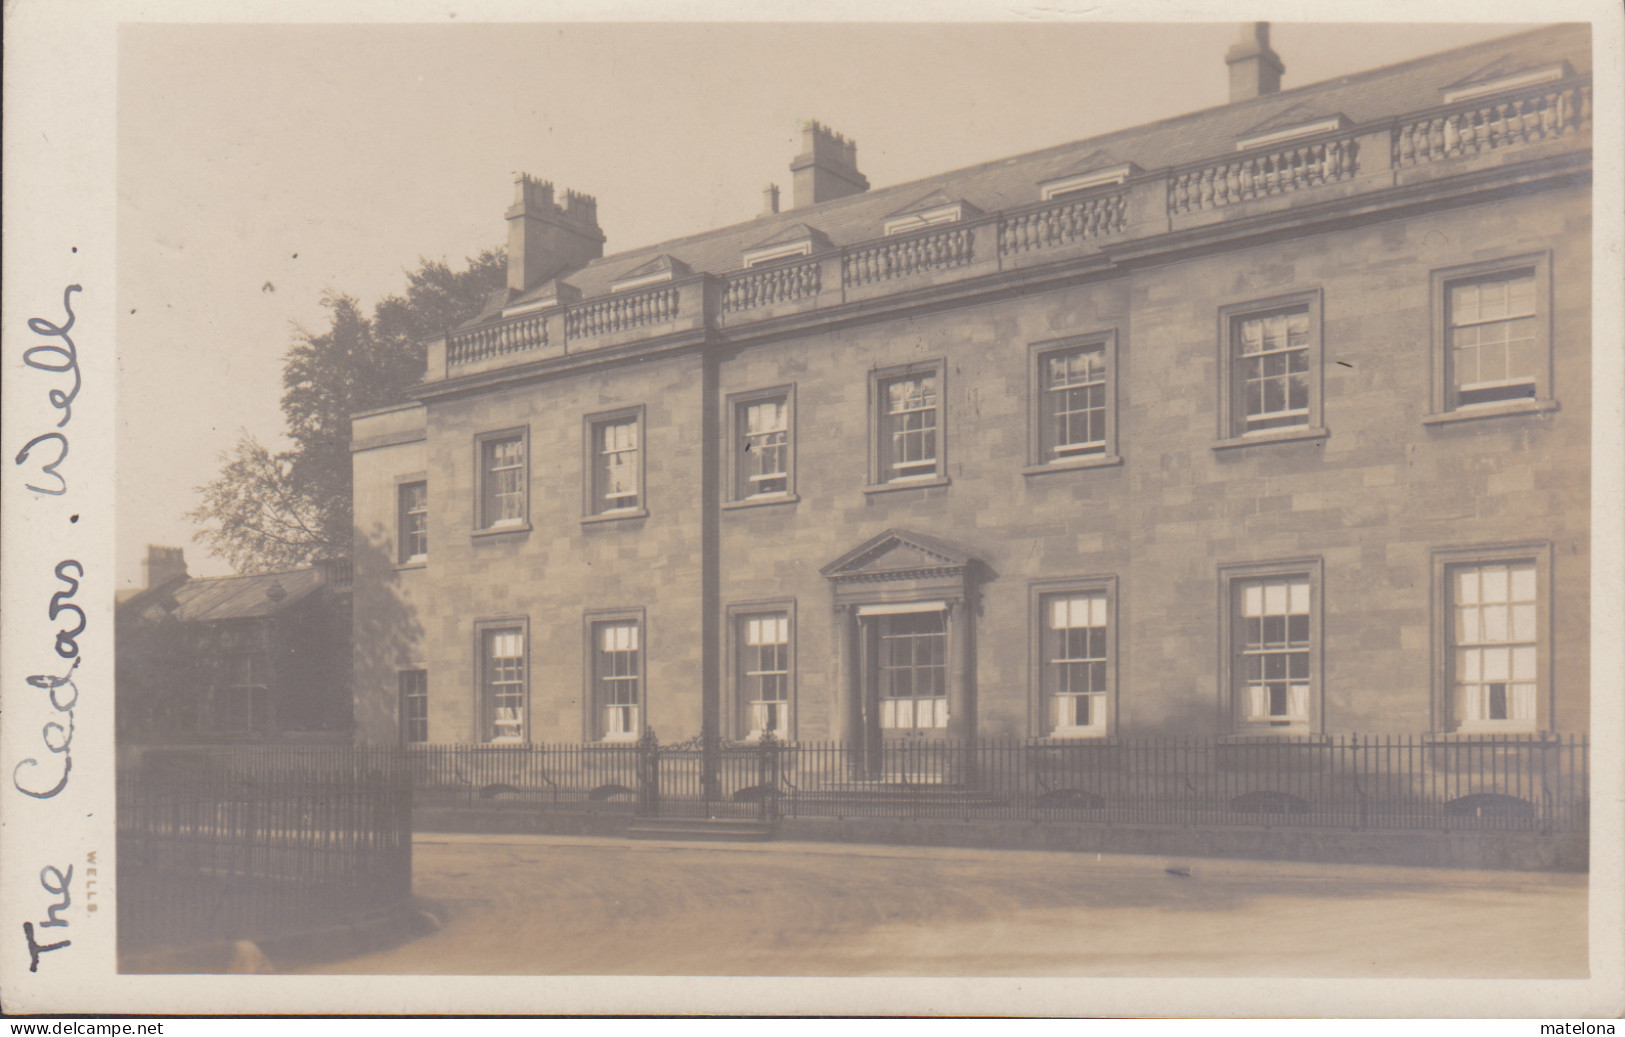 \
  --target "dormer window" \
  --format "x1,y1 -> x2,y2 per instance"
610,255 -> 690,293
743,241 -> 813,268
741,223 -> 833,269
884,203 -> 970,236
499,278 -> 580,319
1442,59 -> 1572,104
1039,163 -> 1140,201
1235,105 -> 1352,152
882,192 -> 982,237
